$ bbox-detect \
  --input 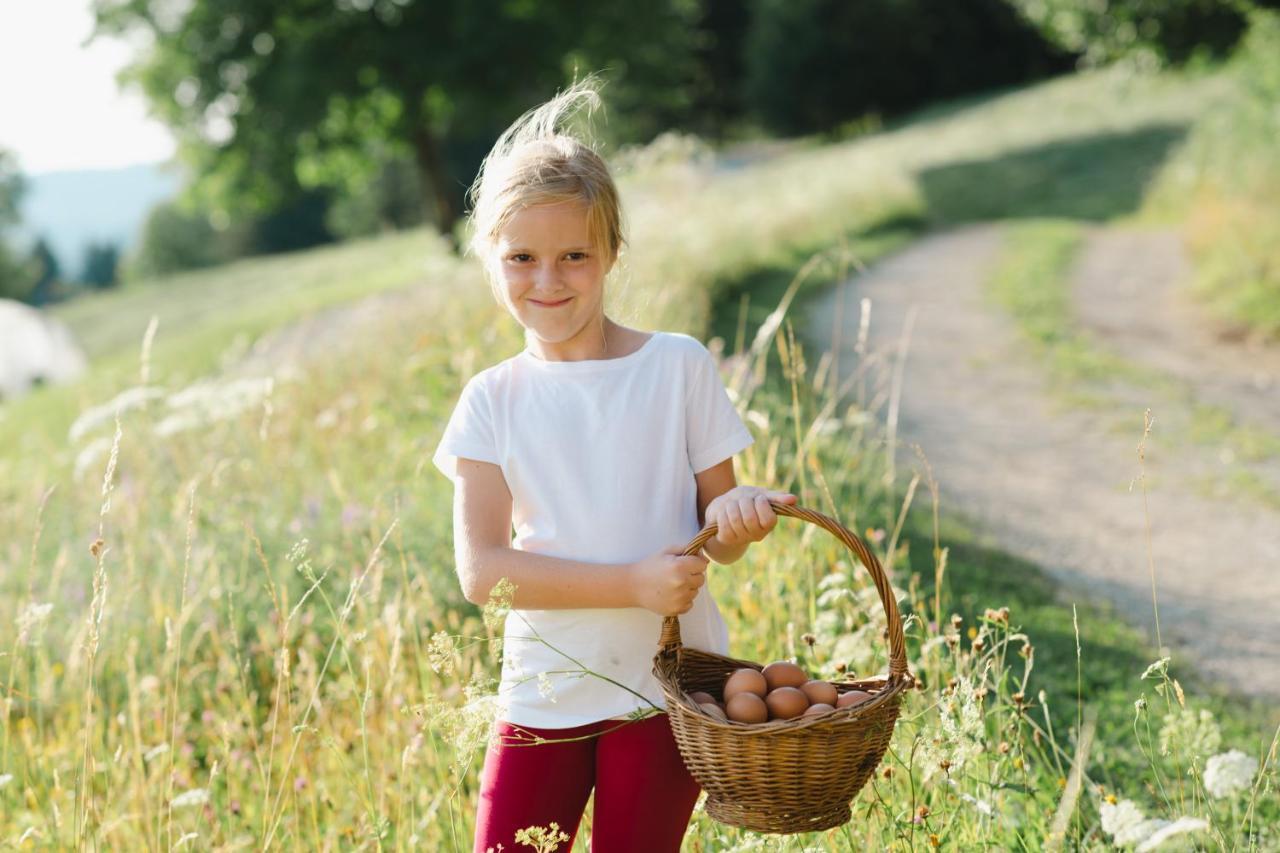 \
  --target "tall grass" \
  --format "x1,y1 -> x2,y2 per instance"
1147,9 -> 1280,342
1,65 -> 1275,848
